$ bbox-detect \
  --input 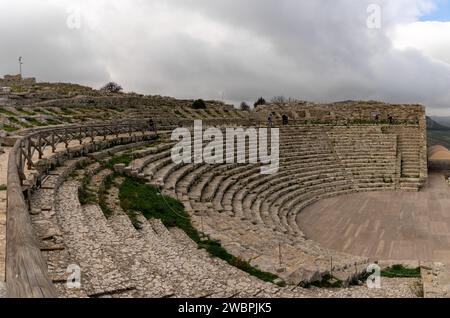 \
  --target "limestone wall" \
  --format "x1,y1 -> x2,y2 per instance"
0,74 -> 36,87
254,101 -> 425,125
254,102 -> 427,184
